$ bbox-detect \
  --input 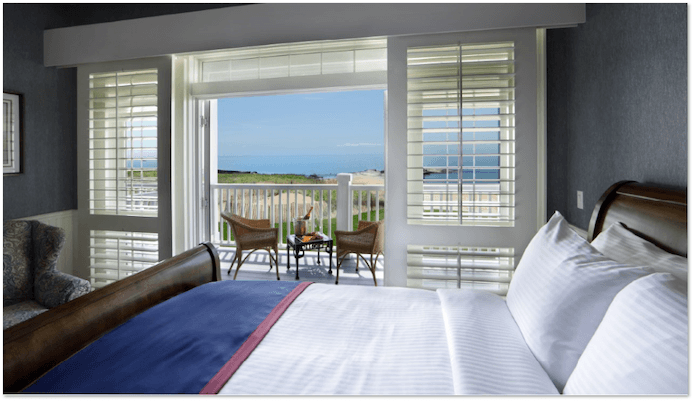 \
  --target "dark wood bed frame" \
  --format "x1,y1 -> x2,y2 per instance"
4,243 -> 221,392
587,181 -> 687,257
3,181 -> 687,392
